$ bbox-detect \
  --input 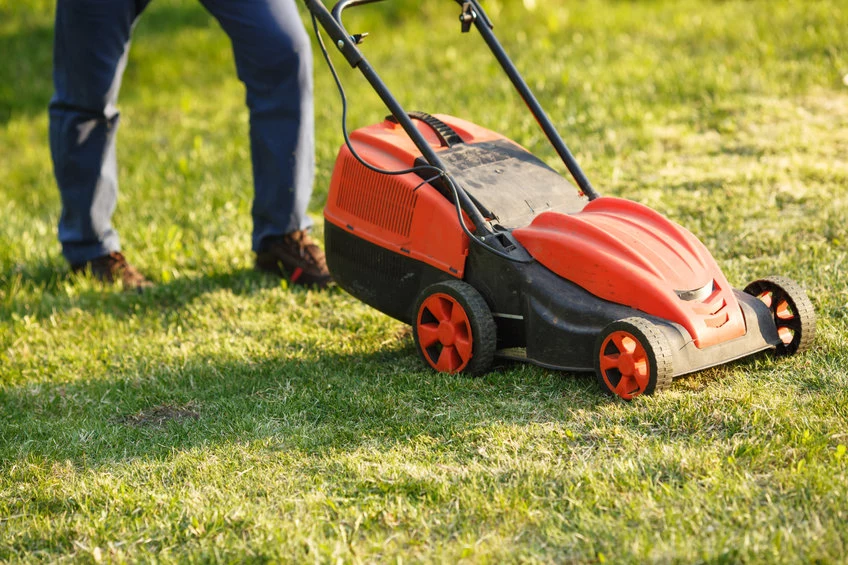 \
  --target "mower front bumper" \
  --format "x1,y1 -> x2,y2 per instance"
653,290 -> 781,377
503,261 -> 783,378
